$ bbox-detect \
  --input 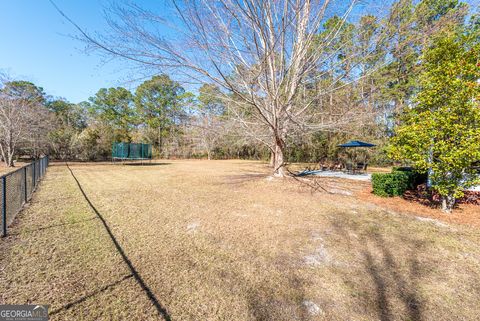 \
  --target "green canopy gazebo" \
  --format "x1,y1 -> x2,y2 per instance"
338,140 -> 376,148
338,140 -> 376,173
